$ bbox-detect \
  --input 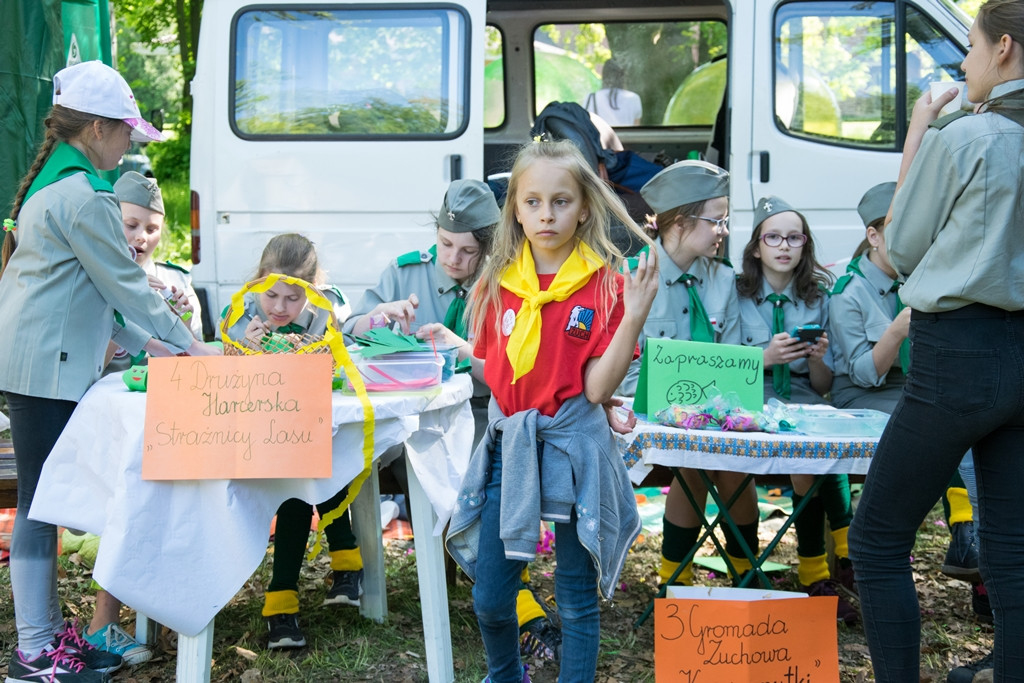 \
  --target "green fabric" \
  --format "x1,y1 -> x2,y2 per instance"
792,492 -> 827,557
767,292 -> 791,399
661,518 -> 701,564
831,273 -> 854,295
820,474 -> 853,530
443,286 -> 467,339
890,281 -> 911,373
24,142 -> 112,207
275,322 -> 306,335
396,246 -> 434,267
985,86 -> 1024,128
678,273 -> 714,342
